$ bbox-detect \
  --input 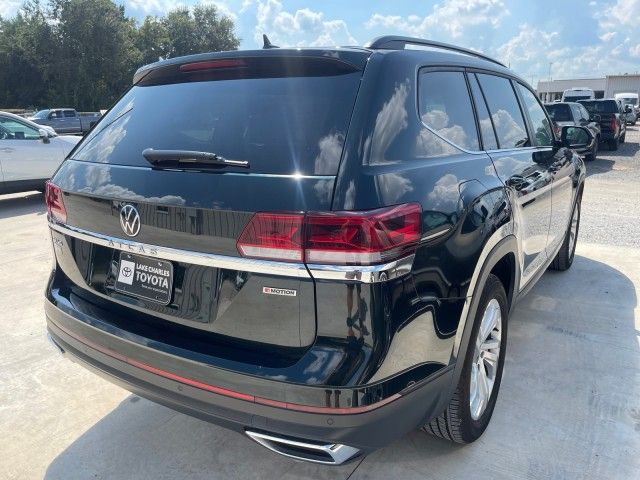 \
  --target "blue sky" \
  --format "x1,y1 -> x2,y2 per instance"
3,0 -> 640,87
